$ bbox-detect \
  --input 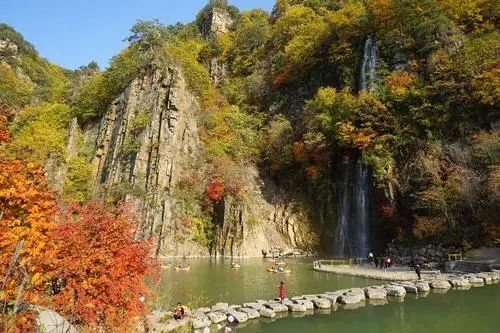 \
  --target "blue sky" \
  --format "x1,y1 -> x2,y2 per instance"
0,0 -> 274,69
